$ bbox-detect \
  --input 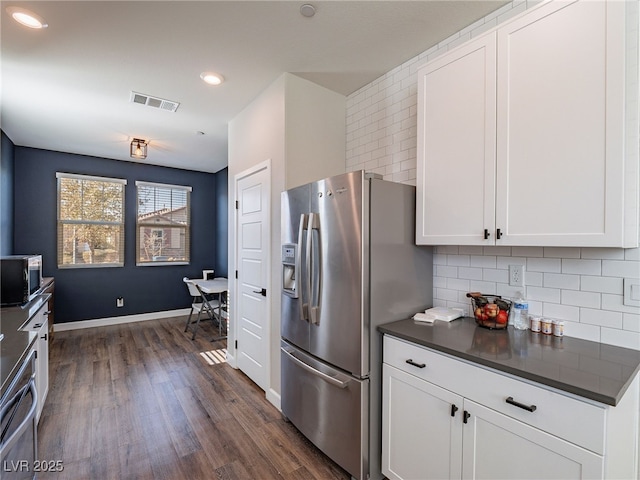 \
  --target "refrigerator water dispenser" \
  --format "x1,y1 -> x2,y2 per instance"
282,244 -> 297,297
